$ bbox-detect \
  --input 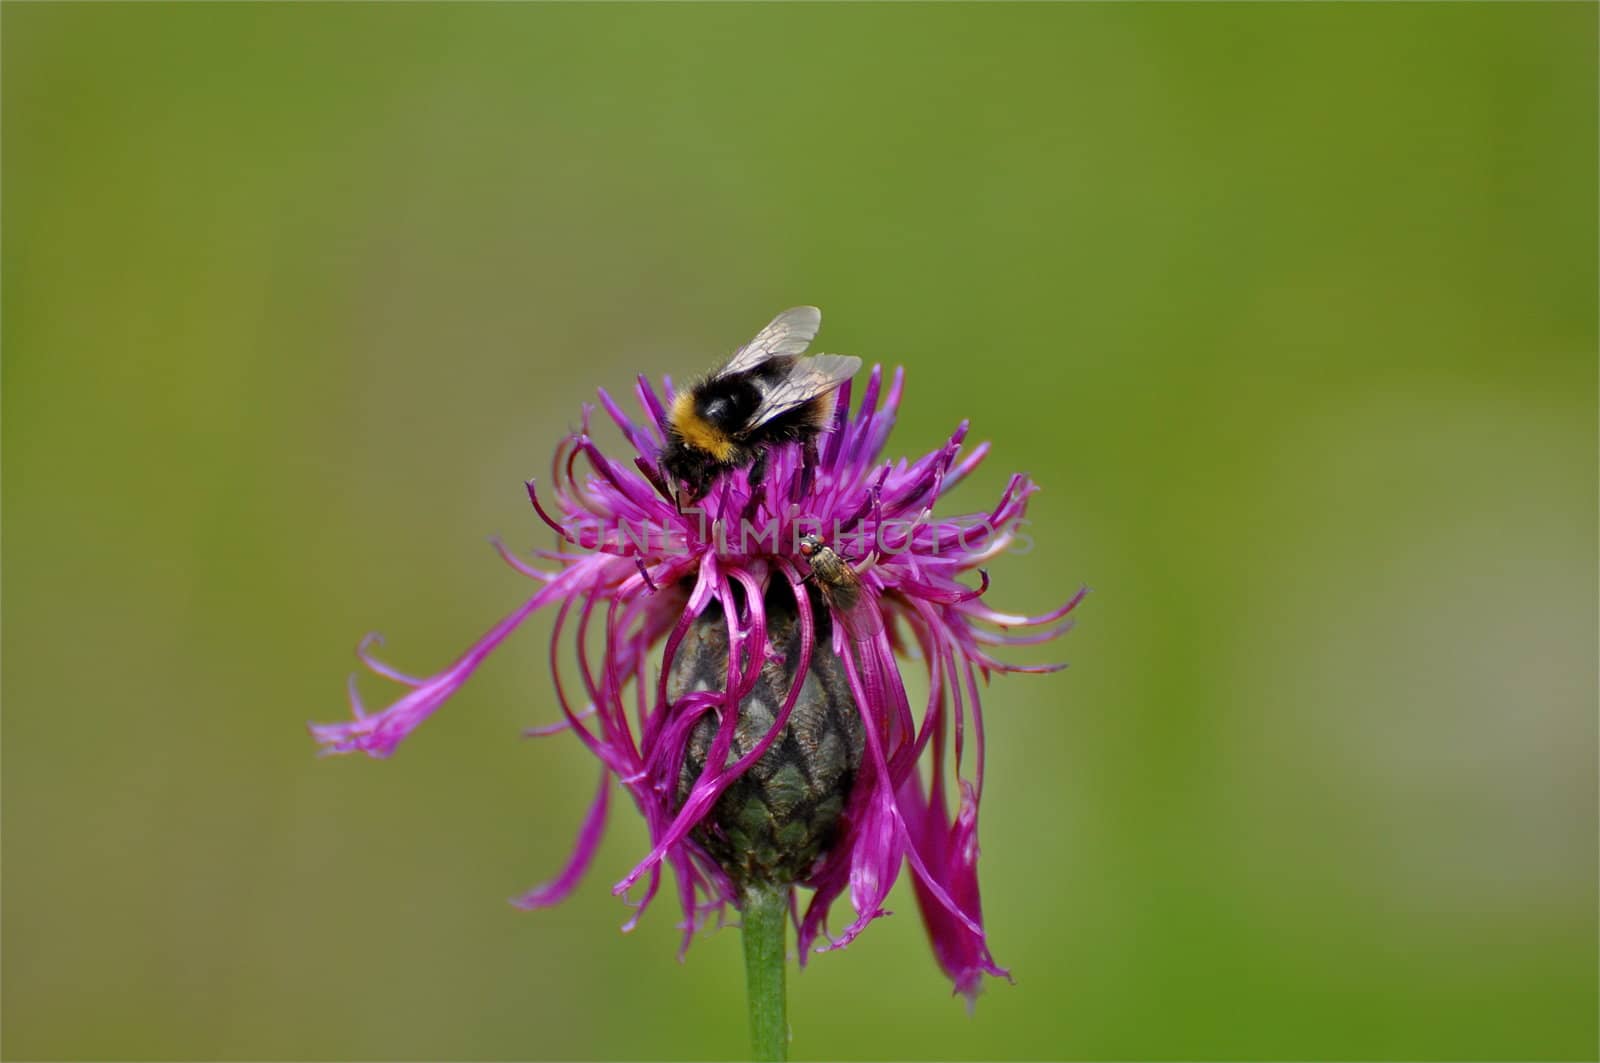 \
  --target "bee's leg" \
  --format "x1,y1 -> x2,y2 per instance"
741,450 -> 770,525
750,449 -> 769,497
793,438 -> 820,504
